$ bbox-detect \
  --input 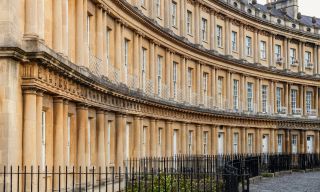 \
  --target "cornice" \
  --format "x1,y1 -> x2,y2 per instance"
109,0 -> 320,82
